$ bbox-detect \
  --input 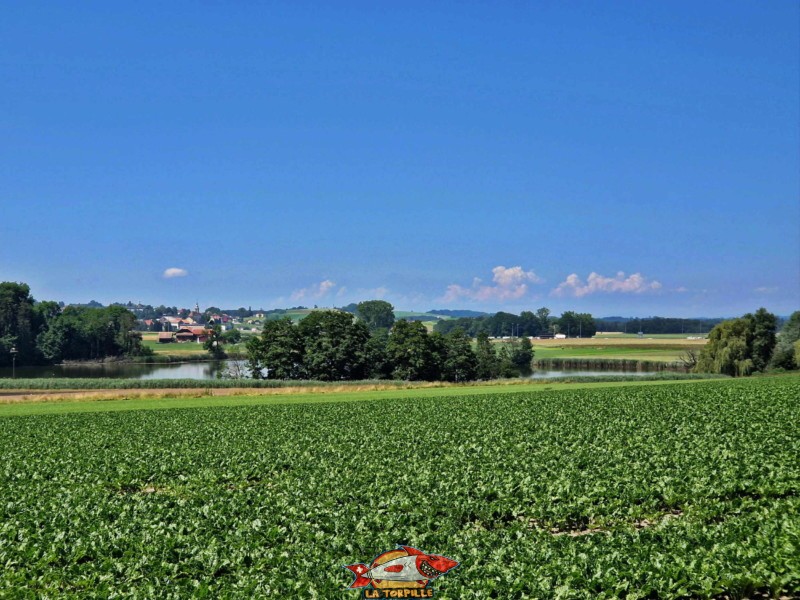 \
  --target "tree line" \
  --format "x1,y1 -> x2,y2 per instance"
595,316 -> 724,335
434,308 -> 597,338
245,301 -> 533,382
0,282 -> 148,366
695,308 -> 800,376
